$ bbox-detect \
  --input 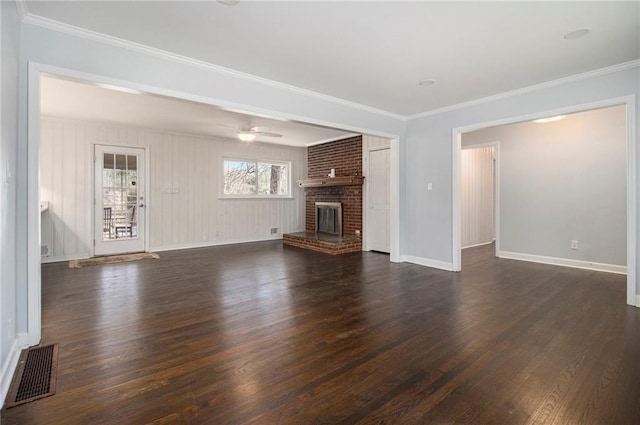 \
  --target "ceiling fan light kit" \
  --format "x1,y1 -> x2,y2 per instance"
238,132 -> 256,142
233,125 -> 283,142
